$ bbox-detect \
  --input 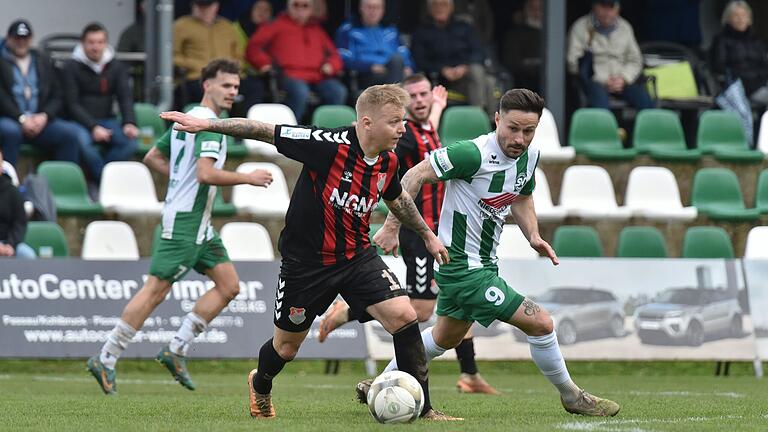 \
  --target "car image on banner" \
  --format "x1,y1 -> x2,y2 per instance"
634,287 -> 744,347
